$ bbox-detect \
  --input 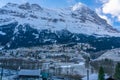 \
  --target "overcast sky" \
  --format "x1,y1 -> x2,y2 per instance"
0,0 -> 120,30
